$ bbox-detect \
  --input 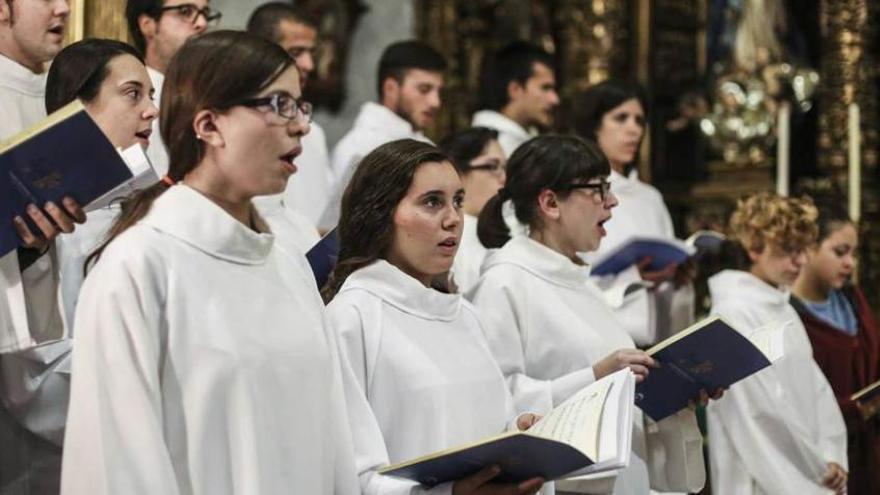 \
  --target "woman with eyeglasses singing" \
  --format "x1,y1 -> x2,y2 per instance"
61,31 -> 360,494
438,127 -> 507,292
467,135 -> 708,495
